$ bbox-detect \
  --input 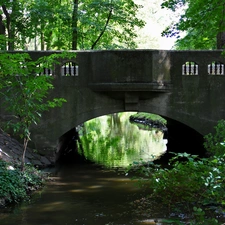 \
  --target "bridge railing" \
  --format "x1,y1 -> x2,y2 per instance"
4,50 -> 225,82
182,61 -> 225,75
171,50 -> 225,76
61,62 -> 79,76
